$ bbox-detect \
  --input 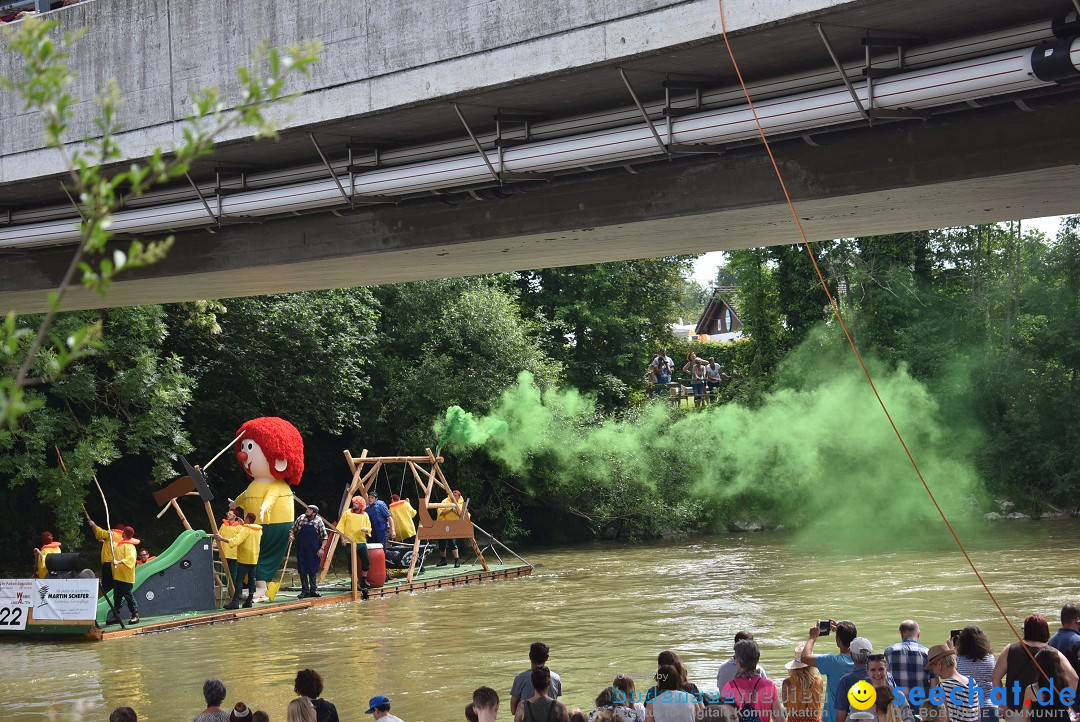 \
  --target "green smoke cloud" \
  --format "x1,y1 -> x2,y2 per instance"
439,331 -> 987,543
